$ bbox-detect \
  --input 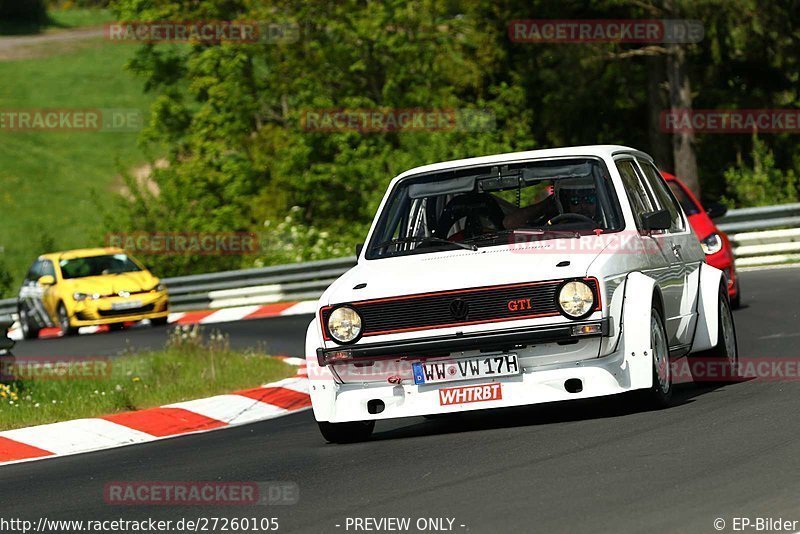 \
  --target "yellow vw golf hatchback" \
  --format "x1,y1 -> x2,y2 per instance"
16,248 -> 169,338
